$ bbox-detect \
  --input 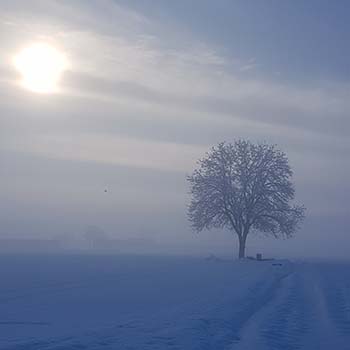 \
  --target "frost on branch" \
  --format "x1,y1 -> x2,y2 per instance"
187,140 -> 305,258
